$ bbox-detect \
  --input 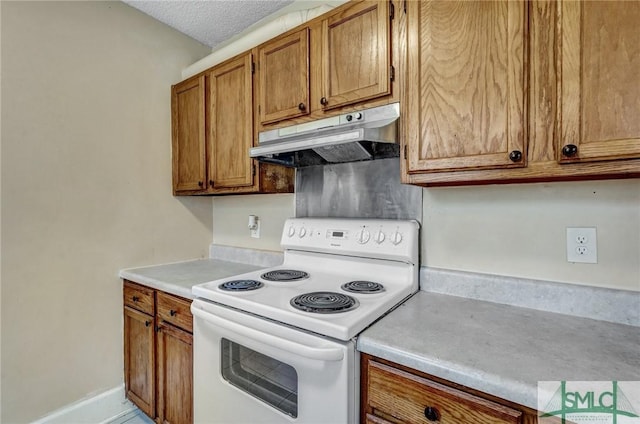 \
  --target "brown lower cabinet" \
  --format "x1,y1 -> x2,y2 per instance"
362,354 -> 558,424
124,280 -> 193,424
